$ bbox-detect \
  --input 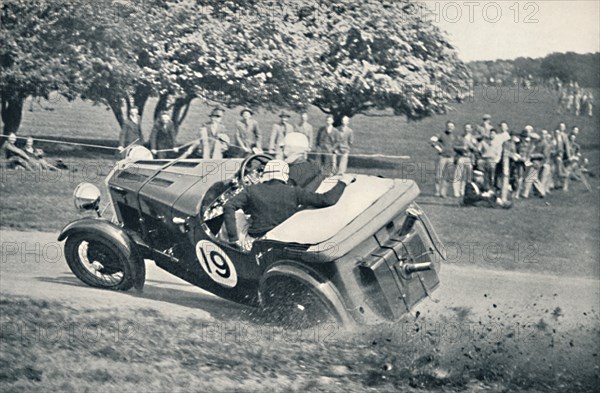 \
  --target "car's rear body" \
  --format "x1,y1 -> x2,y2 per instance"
262,177 -> 442,323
